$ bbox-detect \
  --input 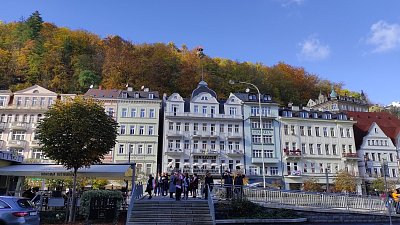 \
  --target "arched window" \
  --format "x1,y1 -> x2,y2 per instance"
0,114 -> 5,122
